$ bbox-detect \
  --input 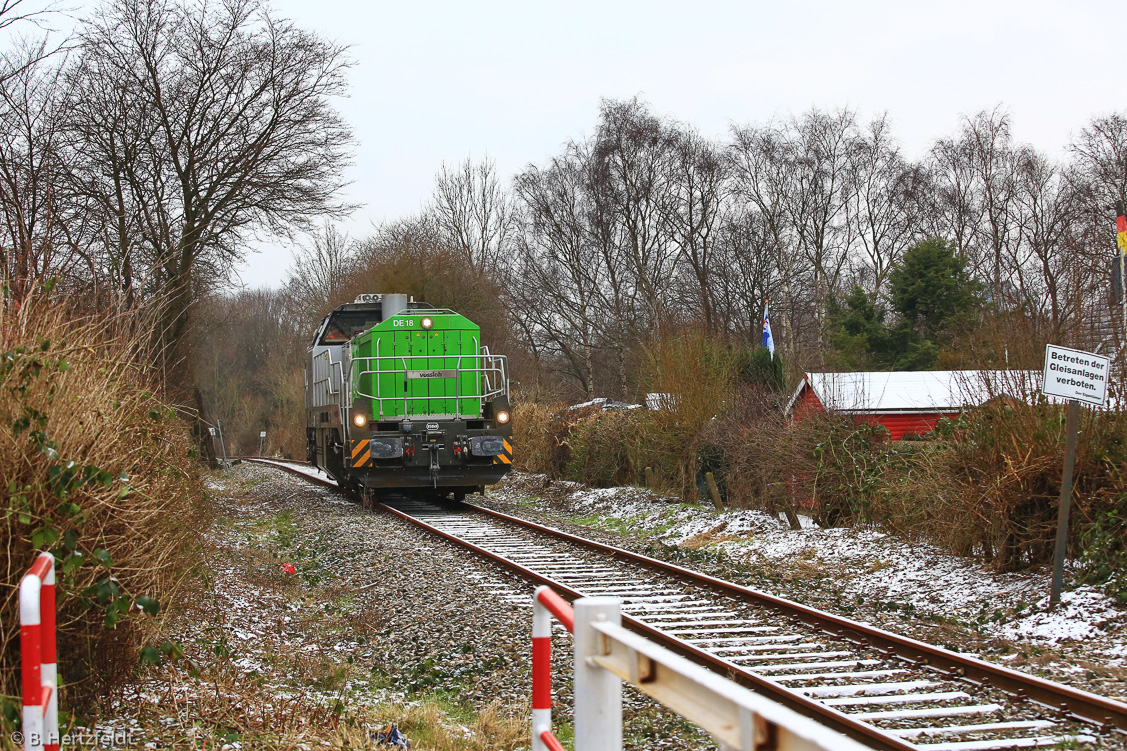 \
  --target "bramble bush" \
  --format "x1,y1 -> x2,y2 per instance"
1,289 -> 203,716
880,401 -> 1127,576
